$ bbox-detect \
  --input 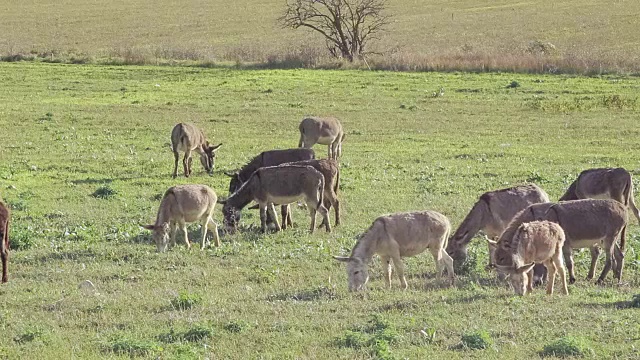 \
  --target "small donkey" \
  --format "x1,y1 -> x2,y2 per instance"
490,221 -> 568,296
143,185 -> 220,252
171,123 -> 222,178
